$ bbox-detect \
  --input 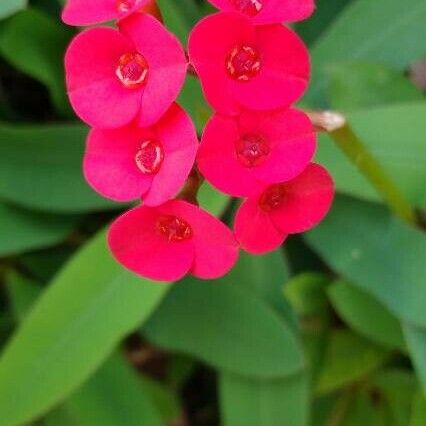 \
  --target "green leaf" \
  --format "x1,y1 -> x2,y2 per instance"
0,0 -> 26,19
197,182 -> 229,217
344,391 -> 386,426
306,0 -> 426,106
305,196 -> 426,328
0,229 -> 169,426
316,103 -> 426,207
411,391 -> 426,426
326,62 -> 423,110
403,324 -> 426,394
144,276 -> 304,379
0,122 -> 118,213
219,372 -> 309,426
60,352 -> 164,426
0,9 -> 73,116
0,202 -> 78,256
373,369 -> 417,426
328,280 -> 405,350
315,330 -> 388,395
